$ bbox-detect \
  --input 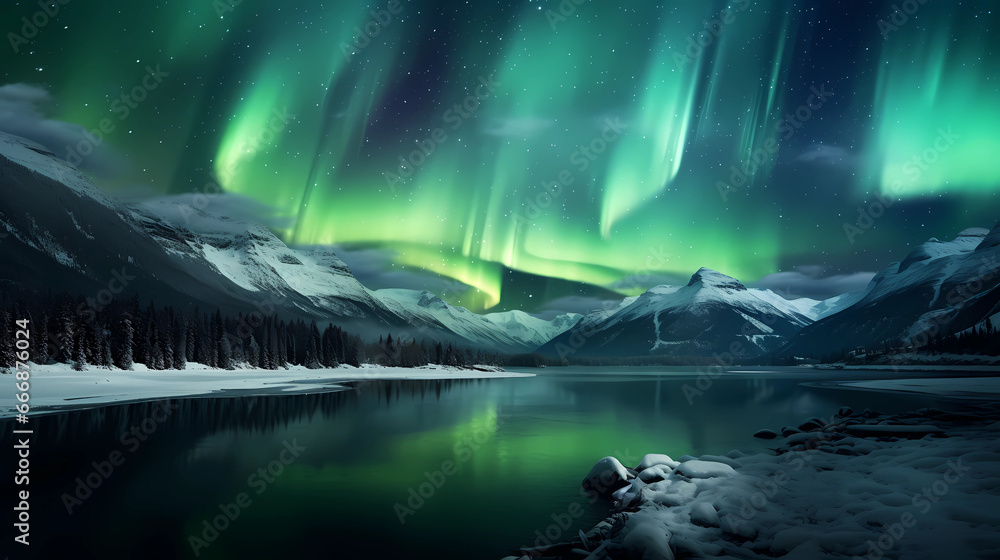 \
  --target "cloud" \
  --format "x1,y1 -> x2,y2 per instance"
0,83 -> 129,177
537,295 -> 623,318
749,266 -> 875,300
133,193 -> 294,234
793,144 -> 858,169
609,271 -> 686,291
330,246 -> 475,297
